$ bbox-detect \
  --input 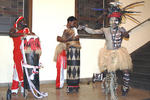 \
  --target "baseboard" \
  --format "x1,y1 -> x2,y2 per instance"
0,78 -> 92,87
